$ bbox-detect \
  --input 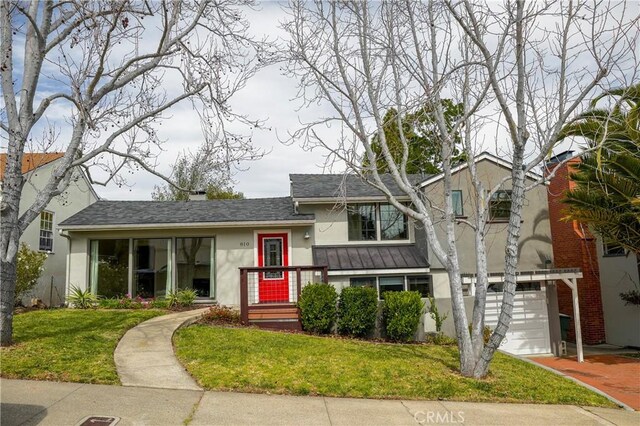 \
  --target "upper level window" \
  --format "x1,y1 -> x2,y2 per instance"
380,204 -> 408,240
603,242 -> 625,256
348,203 -> 408,241
39,211 -> 54,252
347,204 -> 377,241
489,190 -> 512,221
452,190 -> 464,217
